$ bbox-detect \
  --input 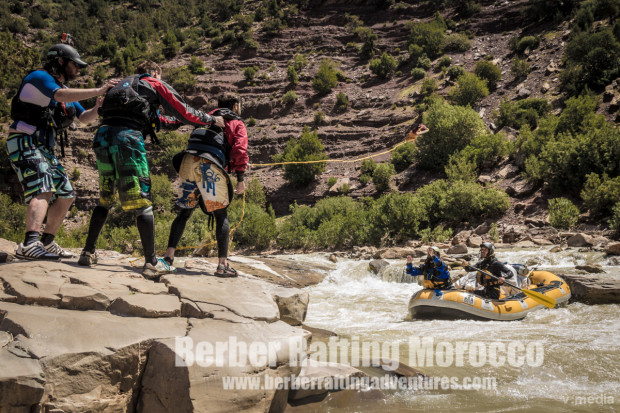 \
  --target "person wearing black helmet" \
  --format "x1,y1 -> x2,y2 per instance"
7,43 -> 118,261
461,242 -> 514,299
406,246 -> 453,290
